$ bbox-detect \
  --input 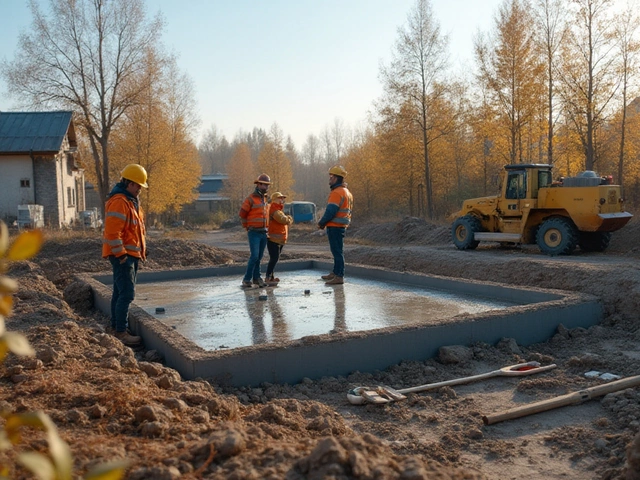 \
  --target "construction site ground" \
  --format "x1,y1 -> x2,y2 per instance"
2,216 -> 640,479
